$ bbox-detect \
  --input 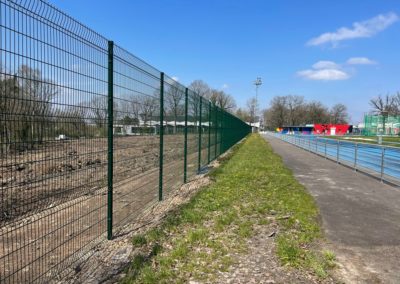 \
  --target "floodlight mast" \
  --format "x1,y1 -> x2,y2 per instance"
253,77 -> 262,124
